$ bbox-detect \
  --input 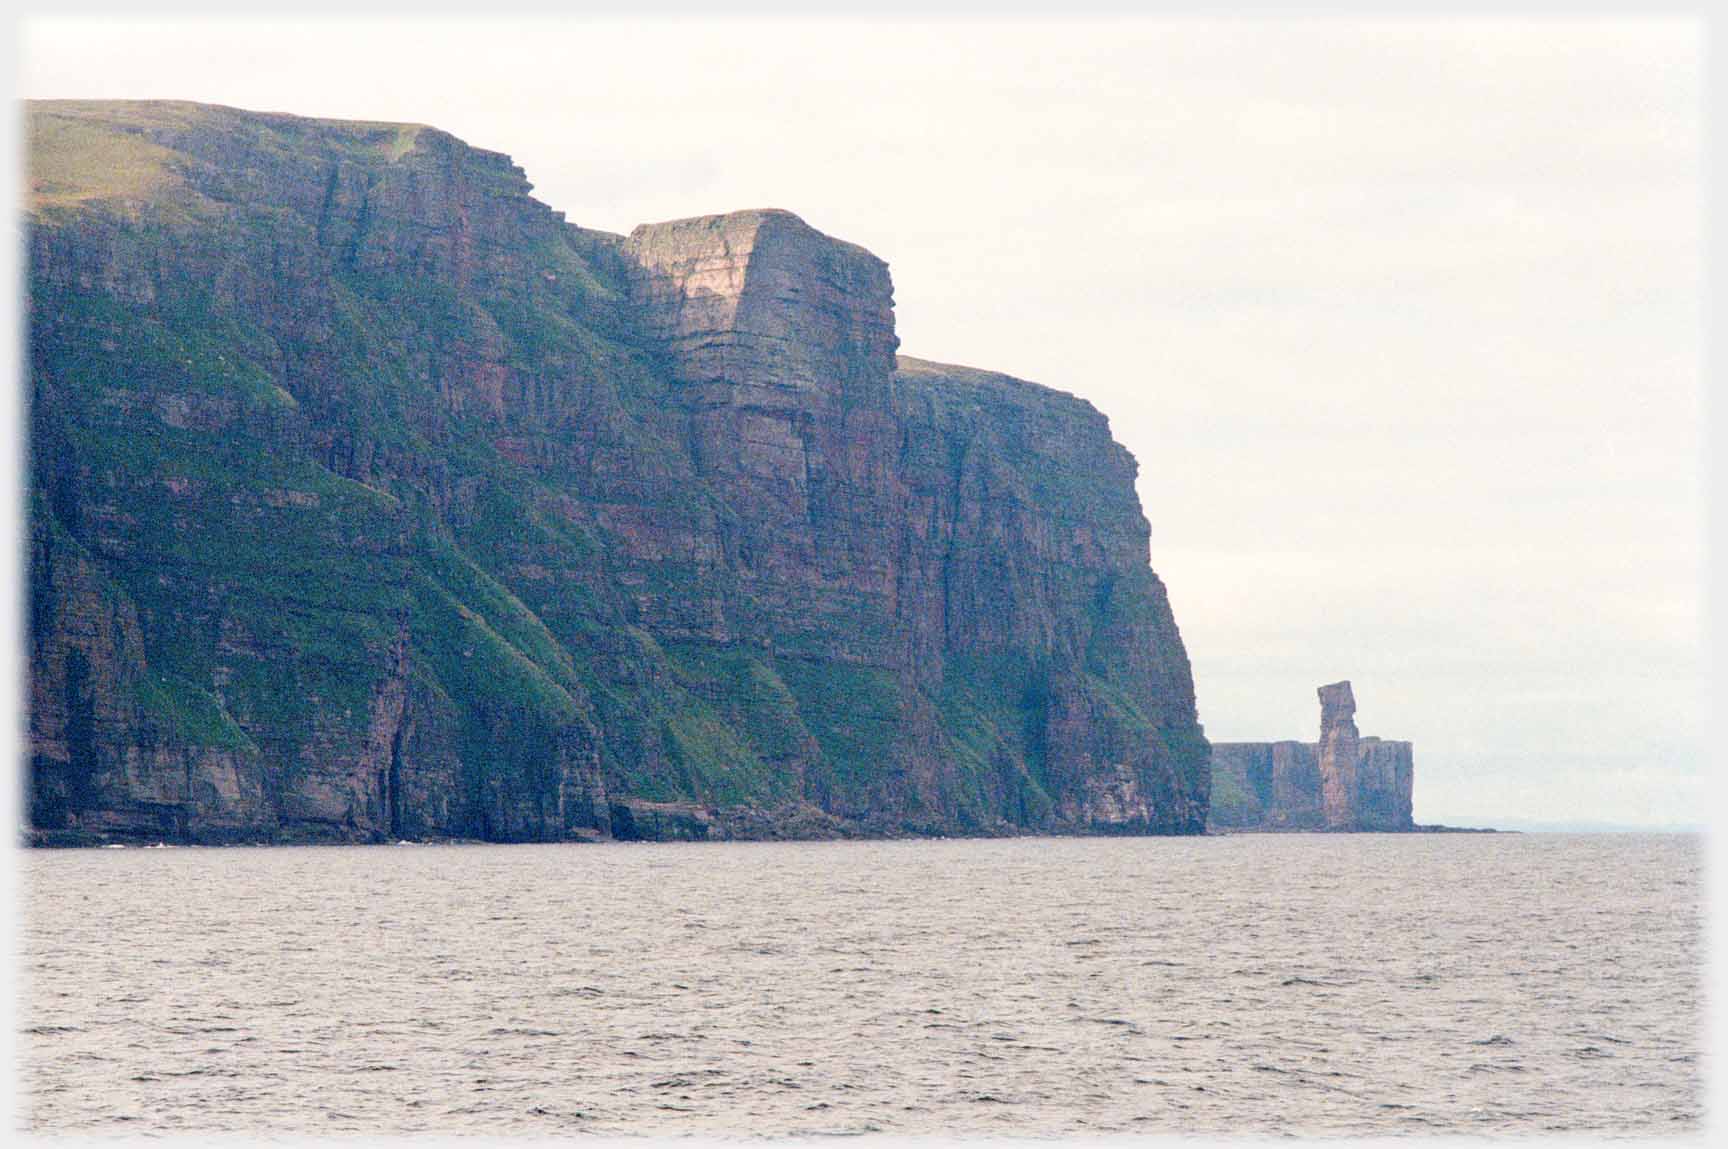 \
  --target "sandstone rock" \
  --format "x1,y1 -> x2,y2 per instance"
1316,680 -> 1361,829
1354,737 -> 1416,832
25,100 -> 1209,844
1207,682 -> 1413,832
